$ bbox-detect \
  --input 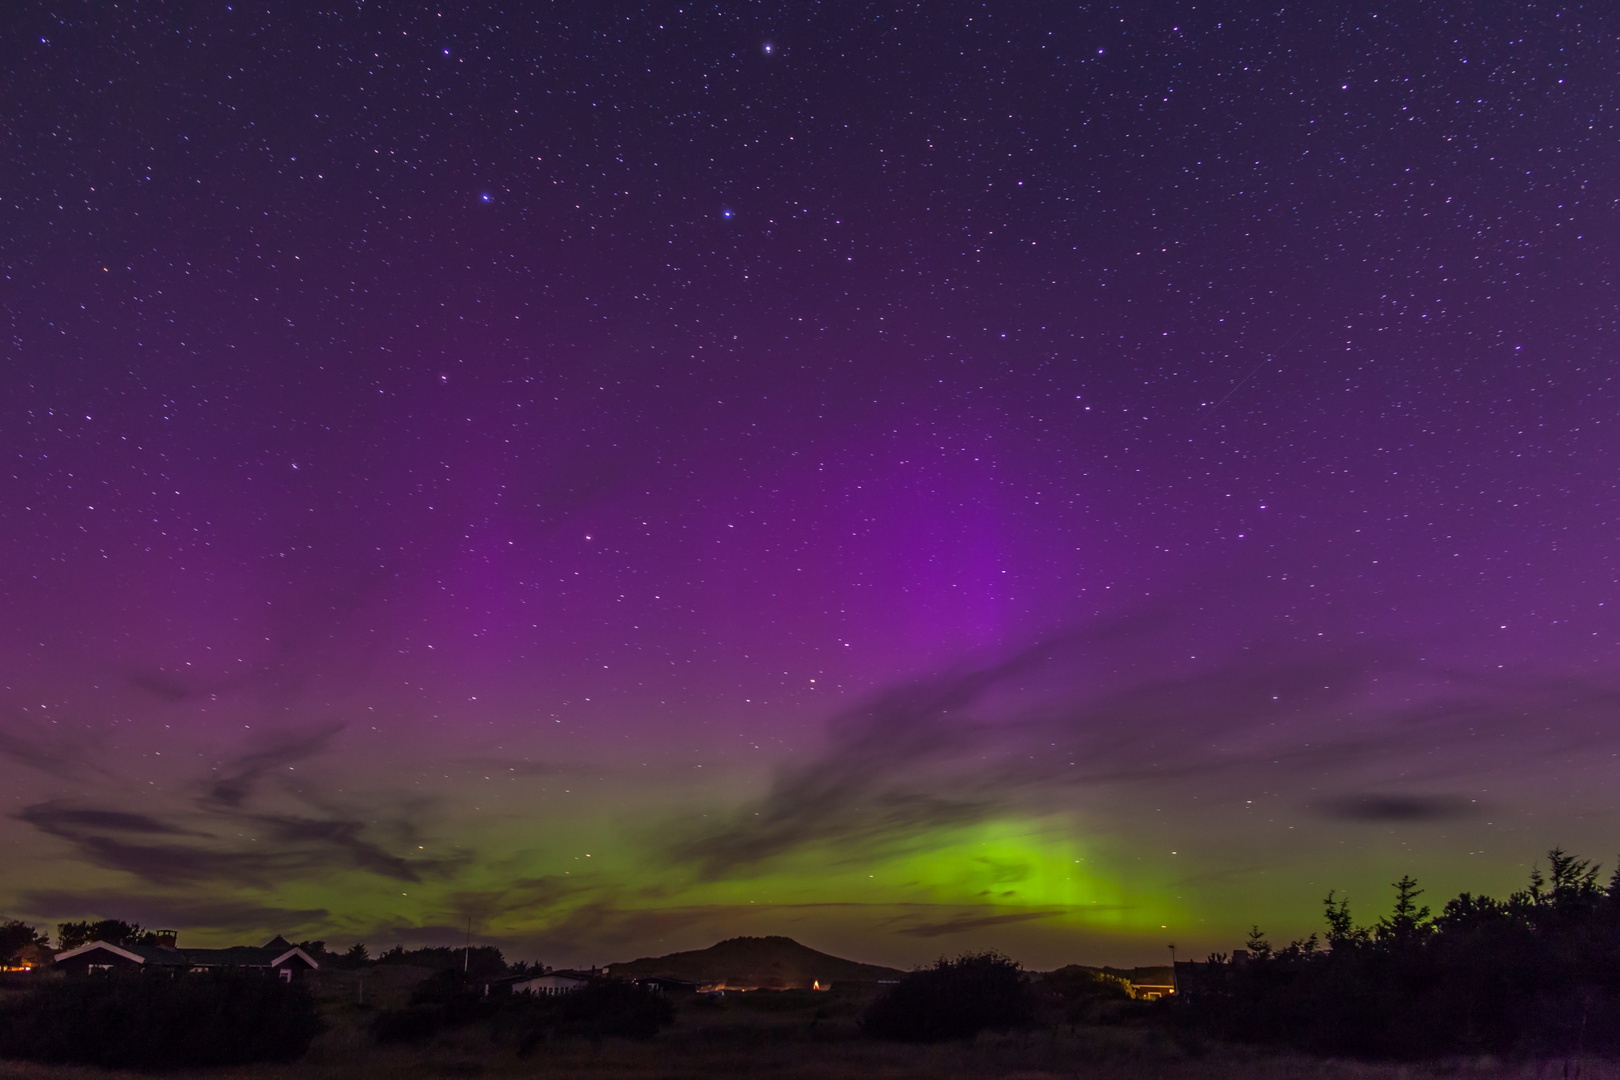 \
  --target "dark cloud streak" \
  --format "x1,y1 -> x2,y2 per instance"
667,606 -> 1620,878
14,725 -> 463,888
